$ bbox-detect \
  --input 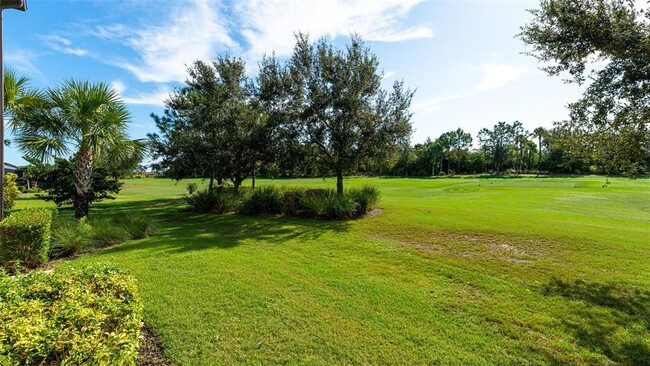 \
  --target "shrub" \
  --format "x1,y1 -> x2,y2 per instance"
347,185 -> 381,216
2,173 -> 20,211
302,190 -> 358,219
185,188 -> 241,214
0,208 -> 54,267
35,158 -> 121,207
240,185 -> 283,215
90,218 -> 132,248
186,182 -> 198,195
0,263 -> 143,365
280,187 -> 307,216
114,213 -> 159,240
50,217 -> 93,258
